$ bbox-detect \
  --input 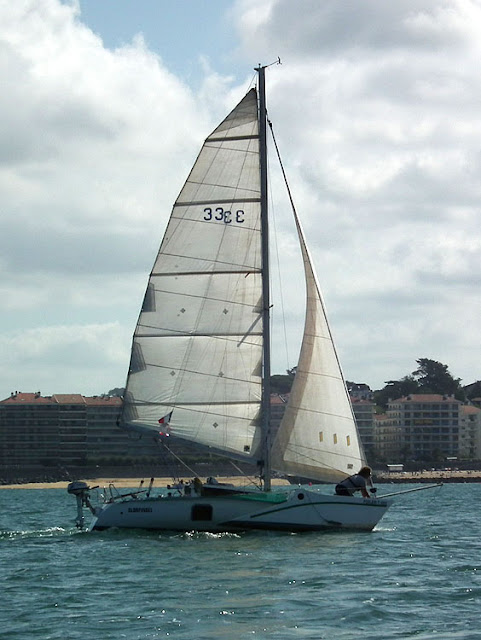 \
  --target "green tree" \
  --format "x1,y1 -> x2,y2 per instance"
374,375 -> 419,408
107,387 -> 125,397
412,358 -> 462,397
374,358 -> 463,408
270,374 -> 293,394
464,381 -> 481,401
270,368 -> 296,394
